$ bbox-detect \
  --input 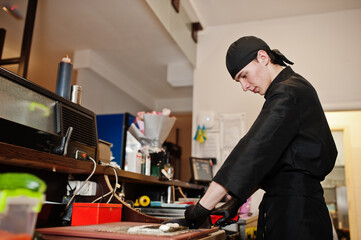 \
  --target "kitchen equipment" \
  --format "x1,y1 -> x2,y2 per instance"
0,66 -> 98,161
